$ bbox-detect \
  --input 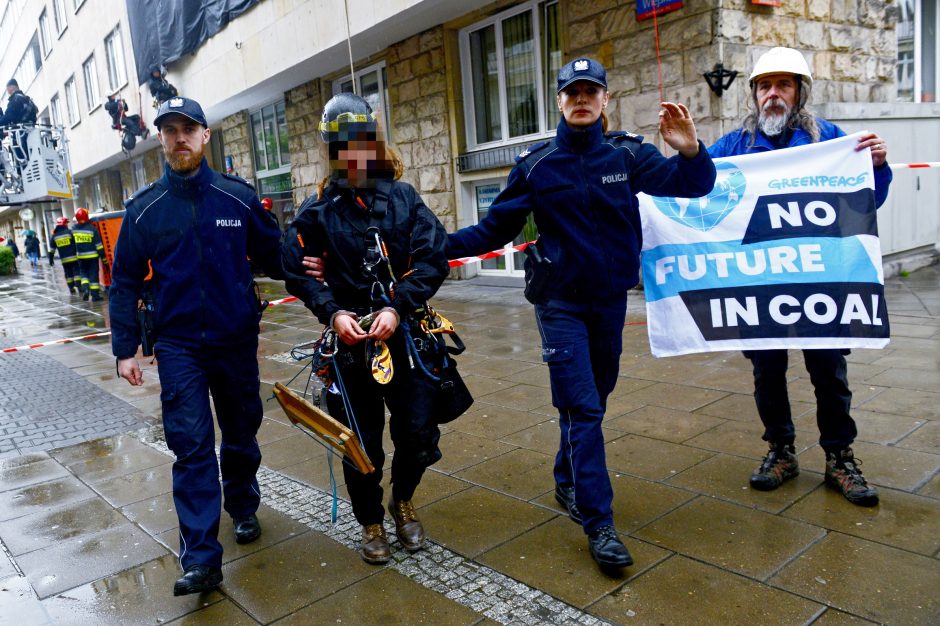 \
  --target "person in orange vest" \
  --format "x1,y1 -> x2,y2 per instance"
72,208 -> 108,301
